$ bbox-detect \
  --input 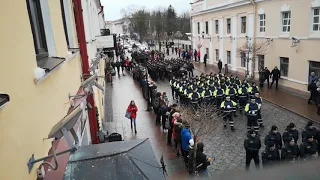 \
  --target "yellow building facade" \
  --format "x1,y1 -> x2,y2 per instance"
191,0 -> 320,96
0,0 -> 105,179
